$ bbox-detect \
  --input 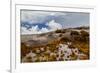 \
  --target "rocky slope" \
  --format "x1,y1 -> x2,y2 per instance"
21,27 -> 89,63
